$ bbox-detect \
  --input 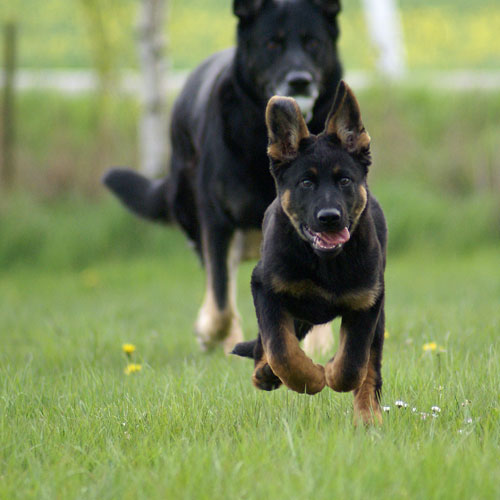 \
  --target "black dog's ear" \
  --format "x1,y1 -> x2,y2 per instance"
312,0 -> 341,20
233,0 -> 265,19
324,81 -> 371,162
266,96 -> 310,164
